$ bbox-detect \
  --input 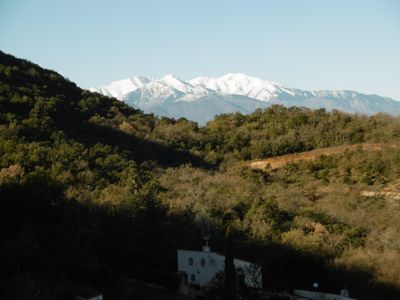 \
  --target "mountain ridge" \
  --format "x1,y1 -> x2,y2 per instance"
90,73 -> 400,124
